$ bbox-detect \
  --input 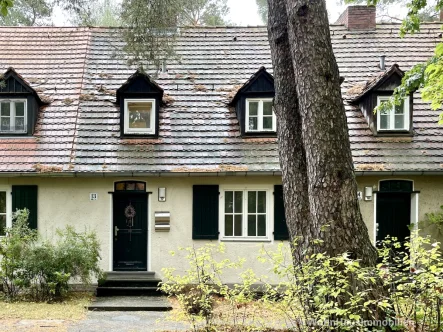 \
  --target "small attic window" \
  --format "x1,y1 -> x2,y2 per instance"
124,99 -> 156,135
0,99 -> 27,134
230,67 -> 276,137
377,96 -> 410,131
117,70 -> 163,138
246,98 -> 276,132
